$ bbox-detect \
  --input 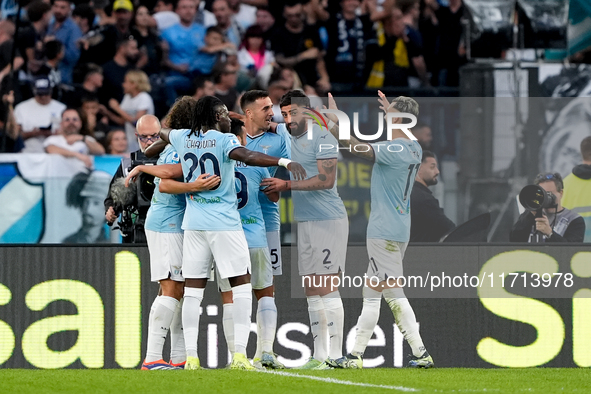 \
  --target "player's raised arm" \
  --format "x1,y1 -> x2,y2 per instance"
125,163 -> 183,186
324,93 -> 375,162
261,158 -> 337,193
229,147 -> 307,180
